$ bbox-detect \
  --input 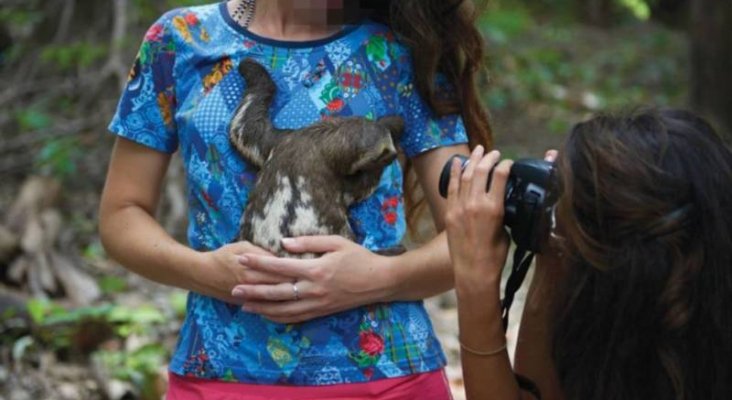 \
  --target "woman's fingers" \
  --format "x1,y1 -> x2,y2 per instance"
446,156 -> 463,207
230,240 -> 273,256
280,235 -> 346,254
487,160 -> 514,203
238,254 -> 315,280
241,297 -> 324,324
544,149 -> 558,162
232,282 -> 299,302
235,280 -> 330,323
459,145 -> 485,200
469,150 -> 501,199
237,268 -> 293,284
